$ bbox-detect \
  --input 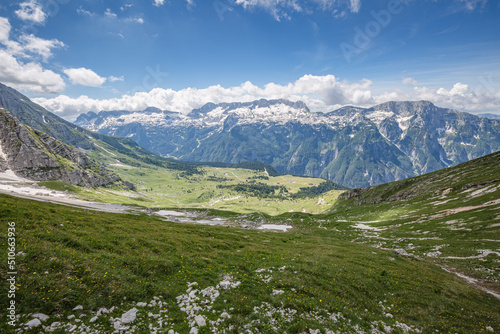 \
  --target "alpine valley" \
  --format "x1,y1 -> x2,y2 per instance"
75,99 -> 500,188
0,82 -> 499,333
